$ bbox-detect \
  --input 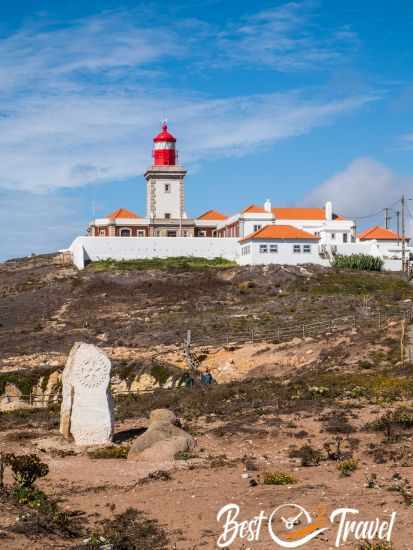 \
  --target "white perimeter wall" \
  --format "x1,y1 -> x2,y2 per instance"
69,236 -> 239,270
